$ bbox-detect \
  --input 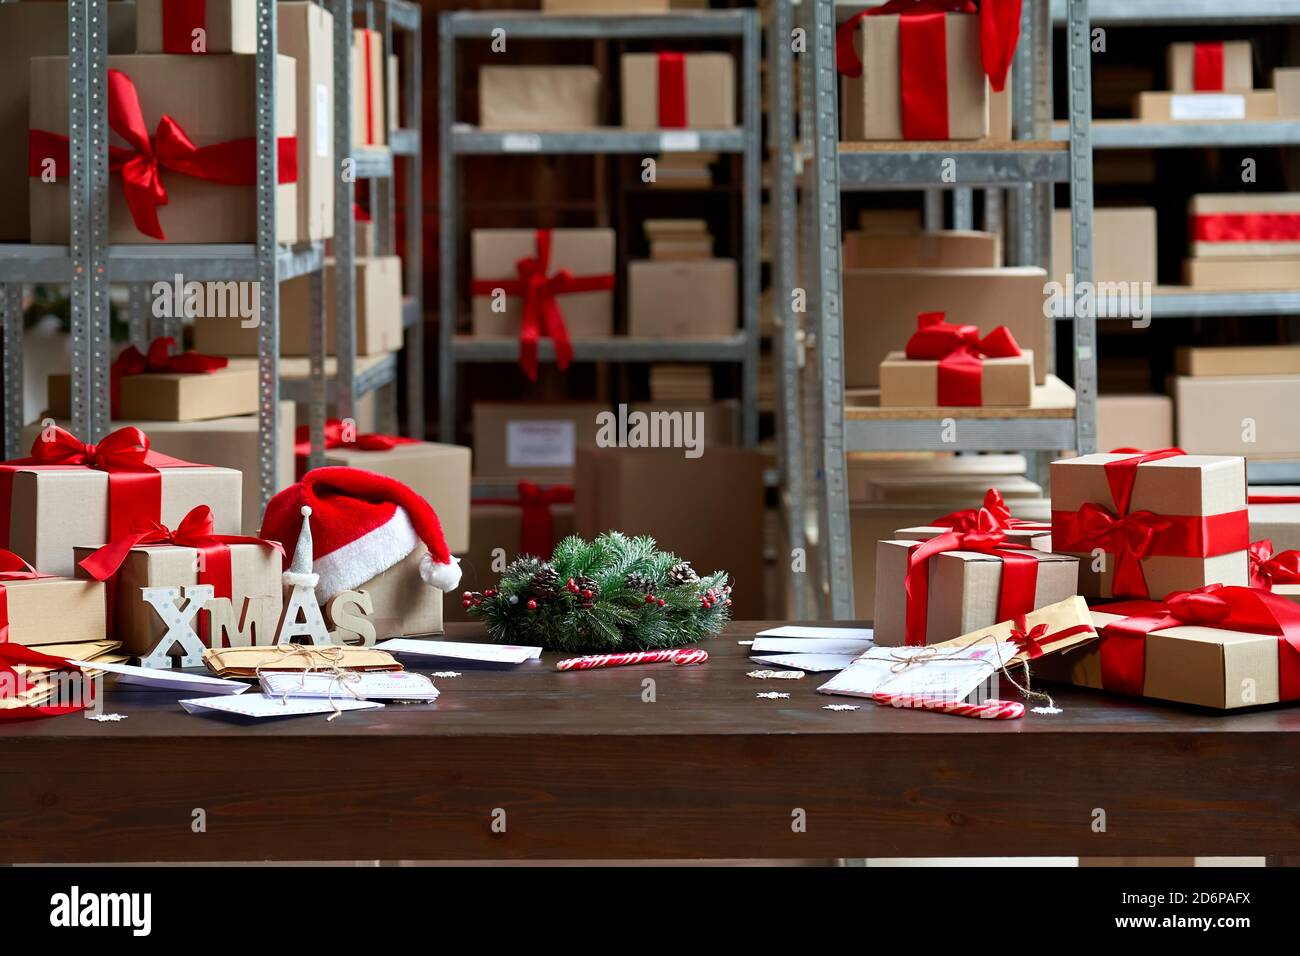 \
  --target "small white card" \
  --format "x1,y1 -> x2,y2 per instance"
179,694 -> 384,719
260,670 -> 440,702
506,420 -> 576,469
375,638 -> 543,665
756,625 -> 875,641
817,641 -> 1018,701
72,660 -> 248,695
501,132 -> 543,152
1170,93 -> 1246,121
750,637 -> 875,655
749,653 -> 860,673
659,131 -> 701,152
